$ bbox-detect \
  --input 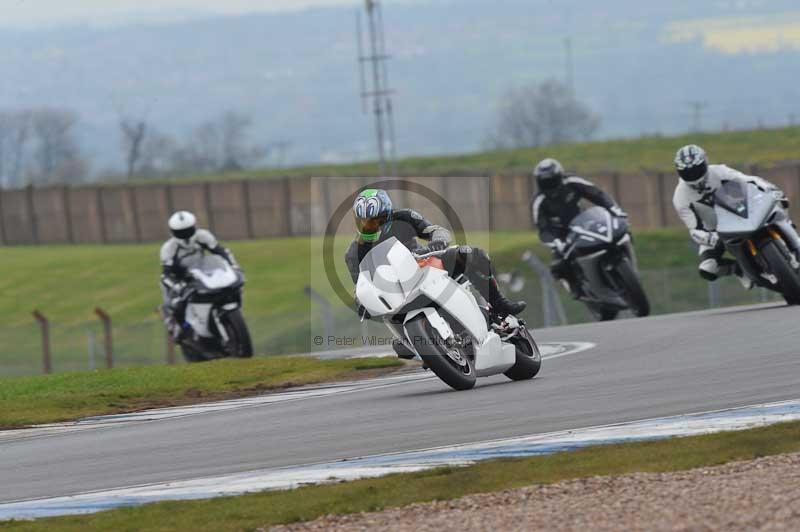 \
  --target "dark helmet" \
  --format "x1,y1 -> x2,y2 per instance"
353,188 -> 393,242
534,158 -> 565,195
674,145 -> 709,186
168,210 -> 197,242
